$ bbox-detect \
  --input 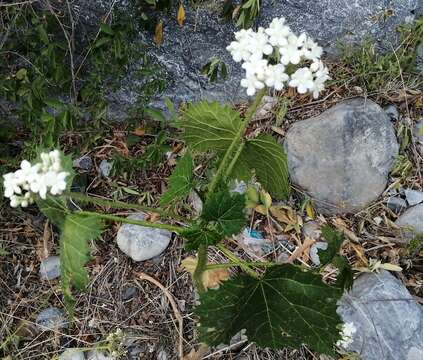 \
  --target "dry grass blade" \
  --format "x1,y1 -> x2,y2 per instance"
135,272 -> 184,359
